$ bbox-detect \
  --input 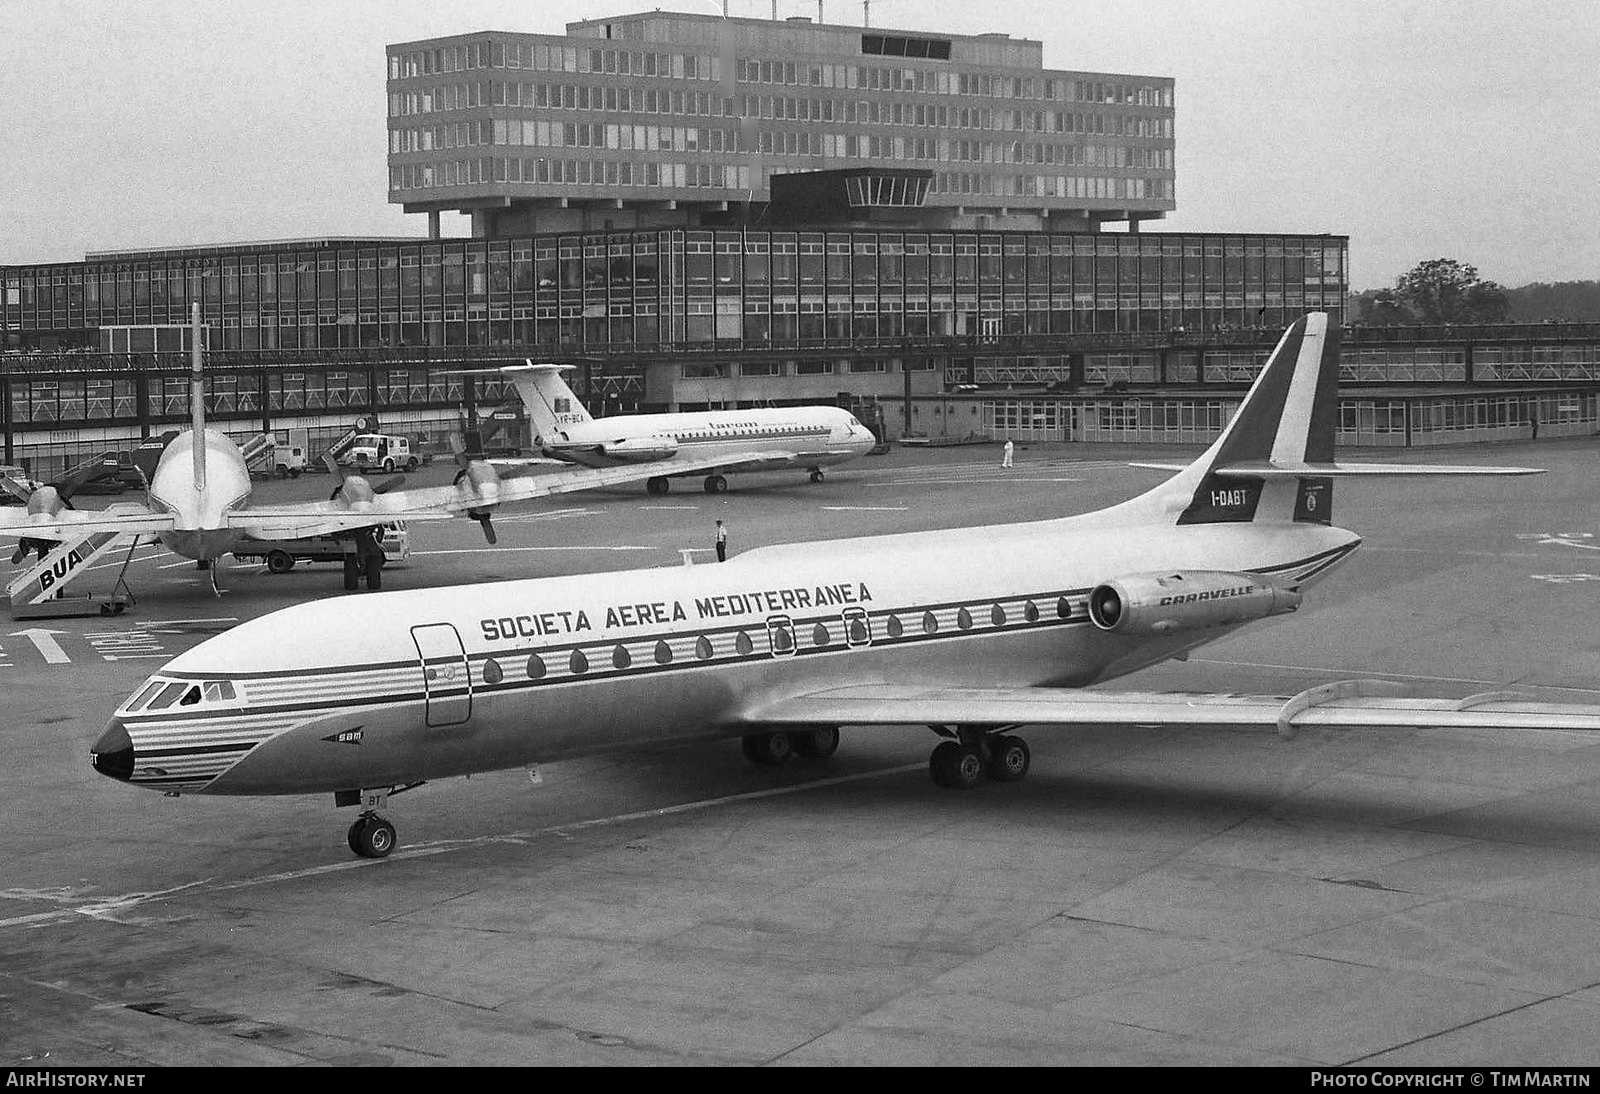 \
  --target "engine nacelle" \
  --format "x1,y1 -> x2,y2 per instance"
596,437 -> 679,462
1087,570 -> 1301,636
